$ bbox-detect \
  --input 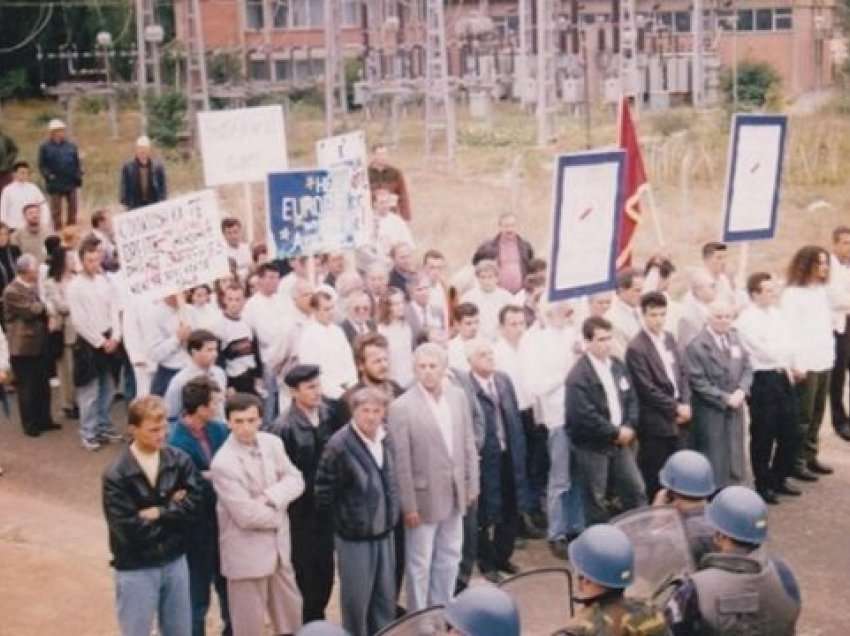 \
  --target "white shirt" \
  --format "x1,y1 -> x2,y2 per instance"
296,320 -> 357,399
461,285 -> 514,342
588,354 -> 623,427
420,384 -> 453,456
67,273 -> 122,348
608,296 -> 642,359
353,424 -> 387,468
521,323 -> 578,429
375,213 -> 414,258
227,242 -> 253,282
378,321 -> 415,388
493,335 -> 532,410
781,285 -> 835,372
120,290 -> 155,367
646,329 -> 679,398
187,302 -> 223,332
243,291 -> 296,369
0,181 -> 52,230
447,336 -> 471,372
735,304 -> 792,371
149,302 -> 191,370
828,253 -> 850,334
